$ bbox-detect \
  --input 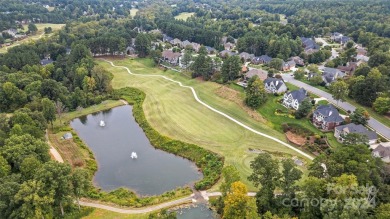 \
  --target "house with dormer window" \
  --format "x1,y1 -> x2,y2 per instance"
282,88 -> 308,110
263,78 -> 287,94
312,104 -> 344,131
